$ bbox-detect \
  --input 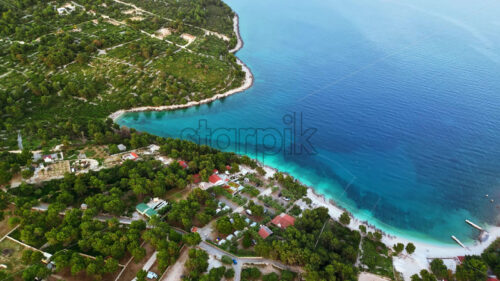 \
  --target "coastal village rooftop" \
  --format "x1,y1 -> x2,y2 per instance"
271,213 -> 295,229
258,225 -> 273,239
136,198 -> 168,218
